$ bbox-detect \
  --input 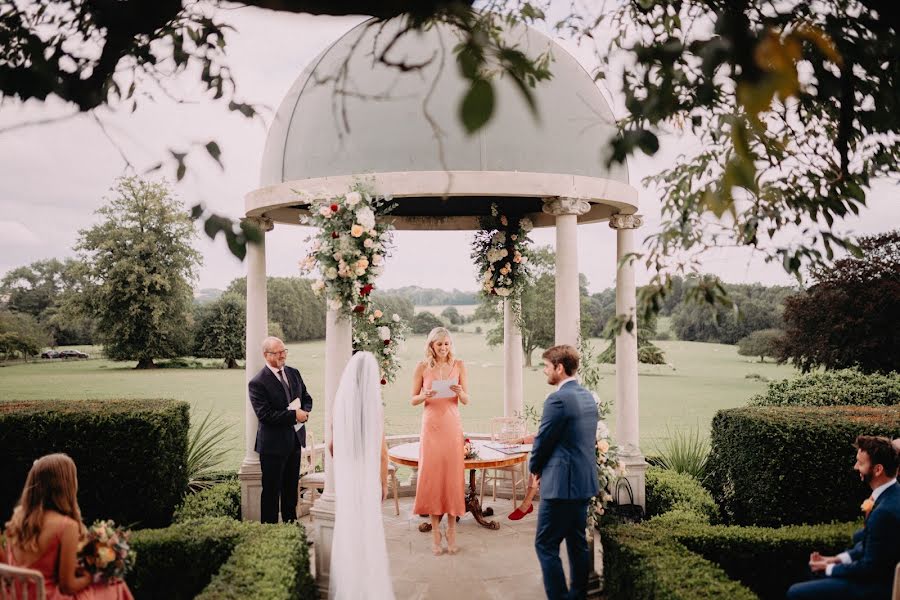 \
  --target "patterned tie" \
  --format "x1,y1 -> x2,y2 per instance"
277,369 -> 291,403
